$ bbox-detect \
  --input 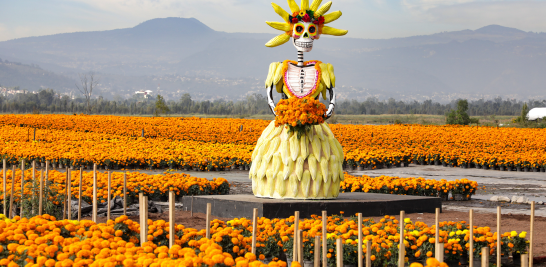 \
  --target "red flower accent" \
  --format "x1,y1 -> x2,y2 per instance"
318,16 -> 325,24
313,20 -> 319,24
291,17 -> 299,23
302,14 -> 311,22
